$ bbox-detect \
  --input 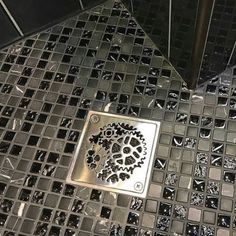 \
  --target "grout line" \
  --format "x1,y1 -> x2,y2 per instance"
197,0 -> 215,79
227,40 -> 236,66
130,0 -> 134,14
79,0 -> 84,10
0,0 -> 24,36
168,0 -> 172,60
